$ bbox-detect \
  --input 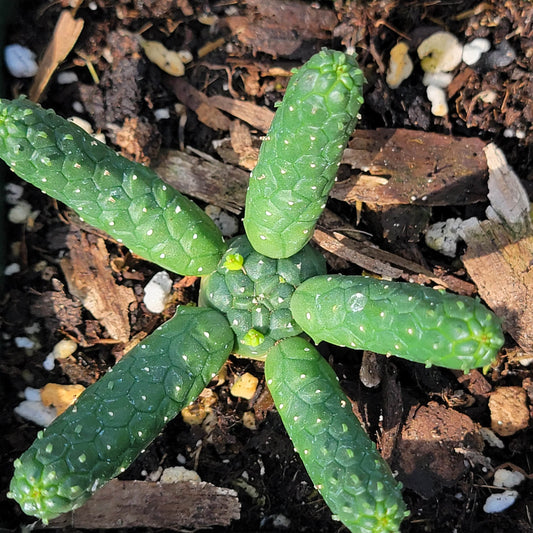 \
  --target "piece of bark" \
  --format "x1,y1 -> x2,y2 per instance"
153,149 -> 249,215
312,228 -> 404,279
312,228 -> 475,294
229,120 -> 260,170
224,0 -> 337,59
29,10 -> 84,102
209,94 -> 274,133
153,149 -> 473,294
333,129 -> 489,206
460,144 -> 533,352
44,479 -> 240,530
166,77 -> 232,131
378,363 -> 404,463
30,278 -> 83,334
60,230 -> 136,342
